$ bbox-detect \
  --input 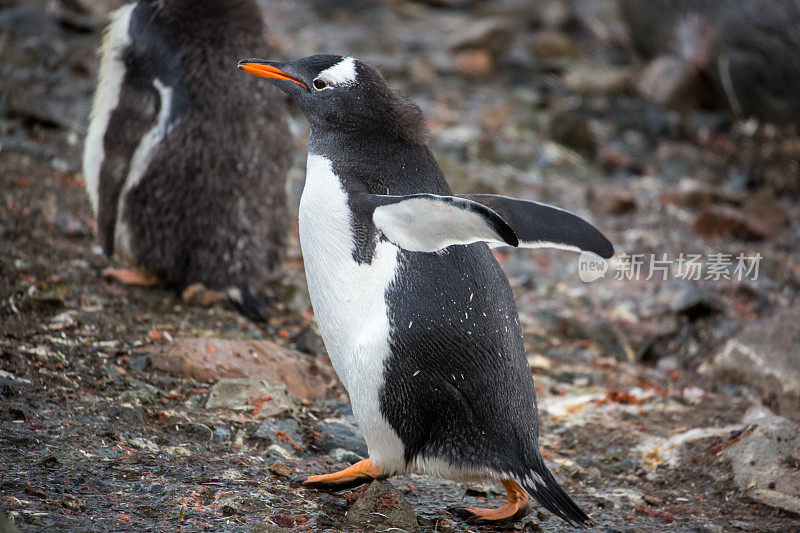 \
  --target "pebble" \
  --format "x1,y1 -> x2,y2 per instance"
268,461 -> 293,478
317,419 -> 368,458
